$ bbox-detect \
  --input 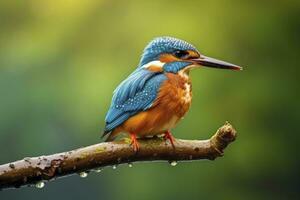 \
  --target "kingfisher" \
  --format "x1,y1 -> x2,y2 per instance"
102,36 -> 242,151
